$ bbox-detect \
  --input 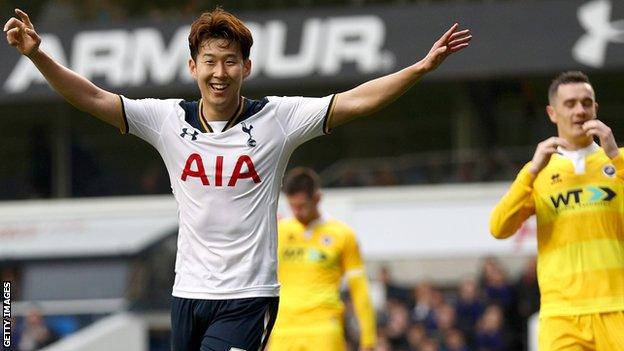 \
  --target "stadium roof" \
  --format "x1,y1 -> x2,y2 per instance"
0,196 -> 178,260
